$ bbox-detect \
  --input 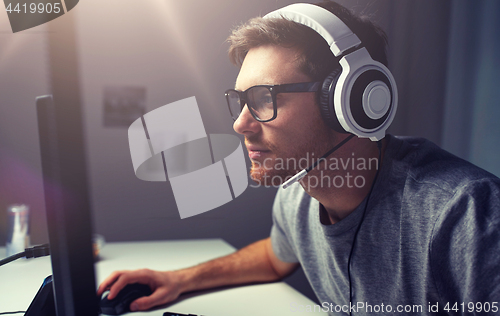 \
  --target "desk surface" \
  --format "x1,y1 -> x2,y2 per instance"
0,239 -> 321,315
